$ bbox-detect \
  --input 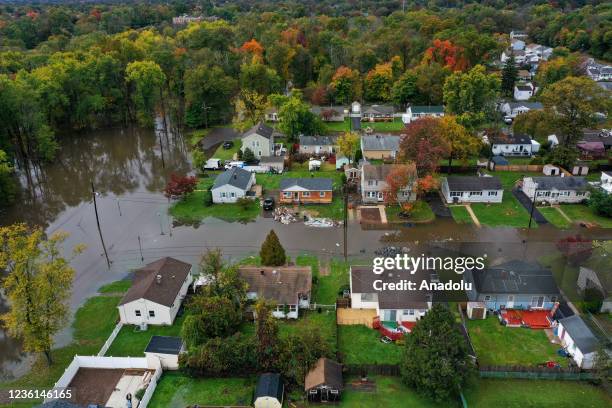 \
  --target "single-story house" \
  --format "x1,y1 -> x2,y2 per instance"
259,156 -> 285,173
464,260 -> 560,310
311,105 -> 347,122
441,176 -> 503,204
500,101 -> 543,119
211,167 -> 256,203
601,171 -> 612,194
522,176 -> 590,203
360,135 -> 401,160
350,266 -> 432,324
305,358 -> 343,403
360,163 -> 417,203
514,83 -> 535,101
488,132 -> 535,157
241,122 -> 274,158
361,104 -> 395,121
118,257 -> 193,326
510,30 -> 528,40
577,267 -> 611,313
144,335 -> 184,370
580,129 -> 612,151
556,316 -> 600,369
402,105 -> 444,124
299,135 -> 338,155
254,373 -> 284,408
238,266 -> 312,319
279,178 -> 333,204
